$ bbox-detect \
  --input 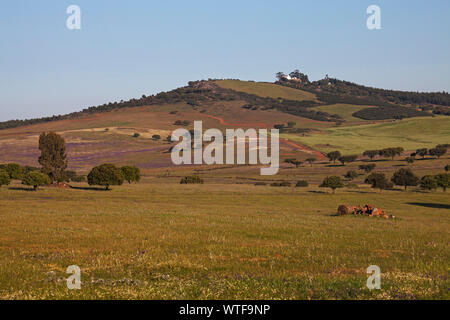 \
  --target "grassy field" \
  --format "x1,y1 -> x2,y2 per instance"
215,80 -> 316,101
283,116 -> 450,154
0,158 -> 449,299
313,104 -> 375,122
